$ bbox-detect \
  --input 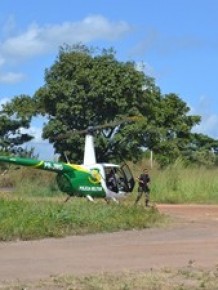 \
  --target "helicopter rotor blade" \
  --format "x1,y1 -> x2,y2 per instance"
55,116 -> 144,140
91,116 -> 144,131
